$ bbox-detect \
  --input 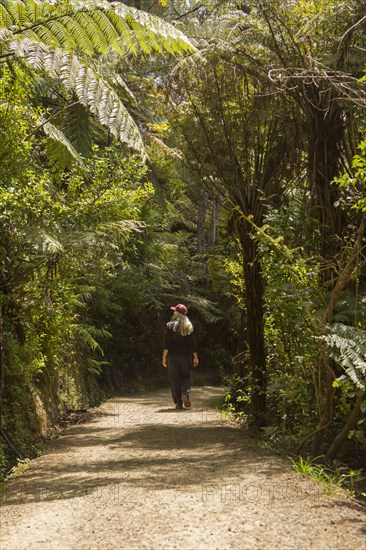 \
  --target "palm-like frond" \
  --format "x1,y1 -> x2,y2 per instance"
0,0 -> 196,155
73,323 -> 112,355
319,323 -> 366,390
96,220 -> 145,234
38,229 -> 64,254
57,102 -> 102,160
0,0 -> 196,57
42,117 -> 86,167
11,38 -> 145,154
22,218 -> 145,264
